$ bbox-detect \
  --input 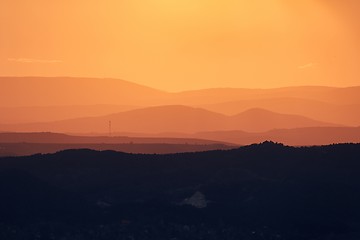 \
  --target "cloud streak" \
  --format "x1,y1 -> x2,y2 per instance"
8,58 -> 62,64
298,62 -> 317,69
